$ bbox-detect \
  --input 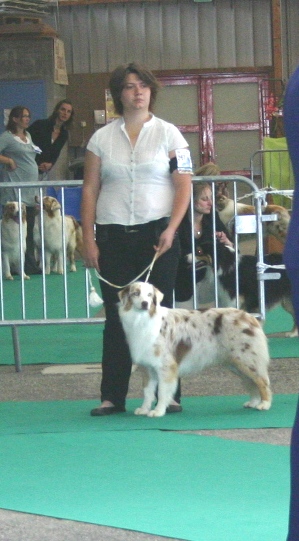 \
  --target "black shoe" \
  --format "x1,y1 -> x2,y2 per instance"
90,405 -> 126,416
166,404 -> 183,413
